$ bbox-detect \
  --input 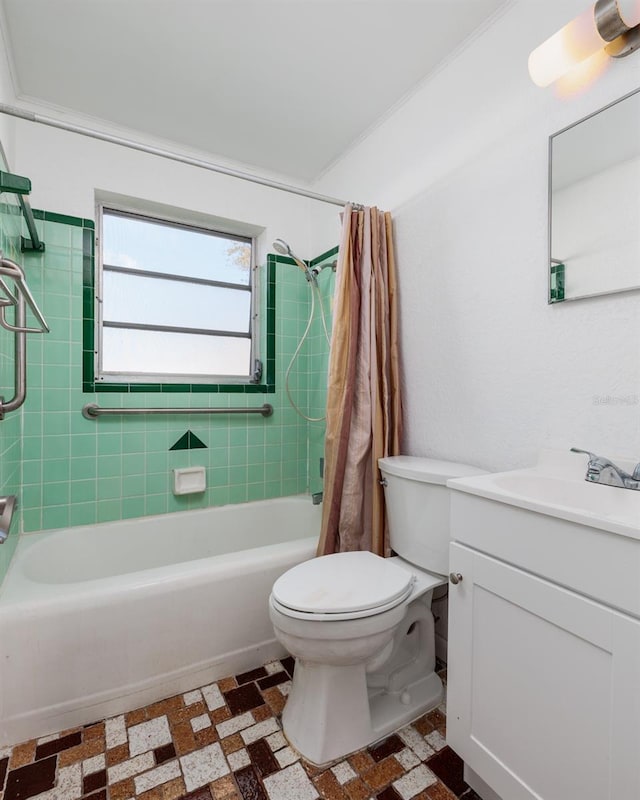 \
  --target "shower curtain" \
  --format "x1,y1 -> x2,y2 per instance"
317,205 -> 402,557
